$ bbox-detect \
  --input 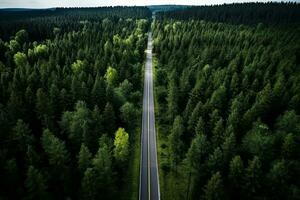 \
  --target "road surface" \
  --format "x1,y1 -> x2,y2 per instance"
139,30 -> 160,200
